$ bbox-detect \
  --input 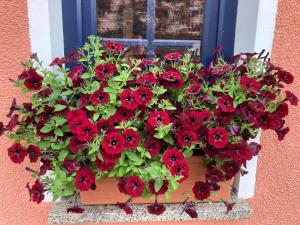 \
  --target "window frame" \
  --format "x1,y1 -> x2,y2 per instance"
61,0 -> 238,66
